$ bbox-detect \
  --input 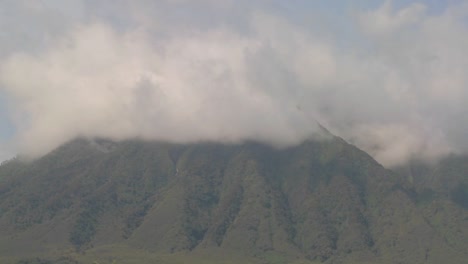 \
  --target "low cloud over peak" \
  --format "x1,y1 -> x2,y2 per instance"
1,1 -> 468,167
